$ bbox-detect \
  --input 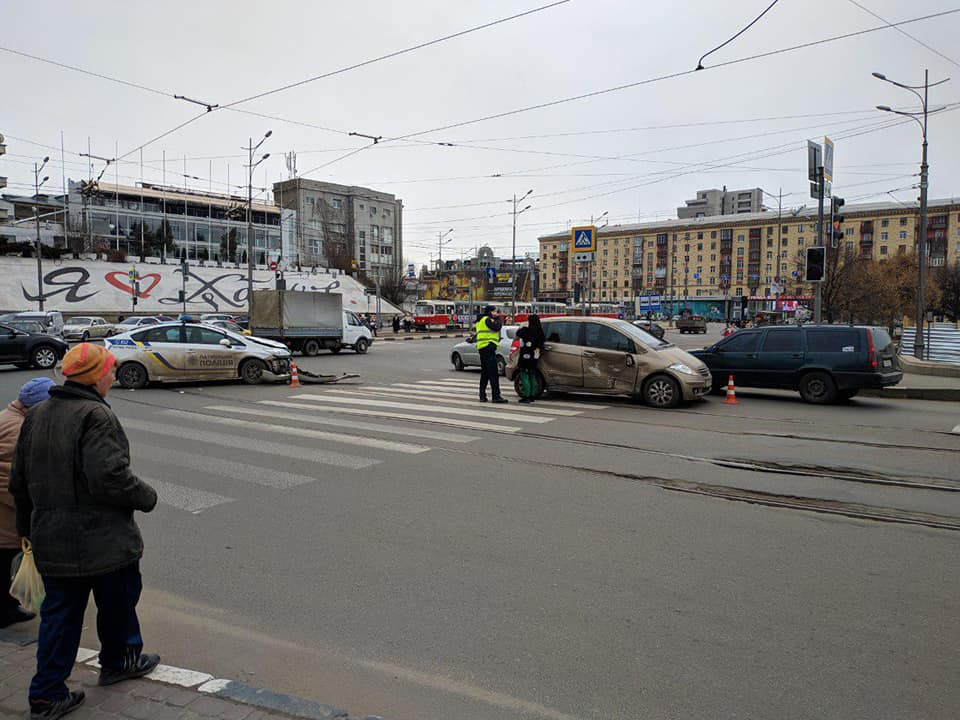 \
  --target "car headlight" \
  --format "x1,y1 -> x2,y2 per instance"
668,363 -> 697,376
